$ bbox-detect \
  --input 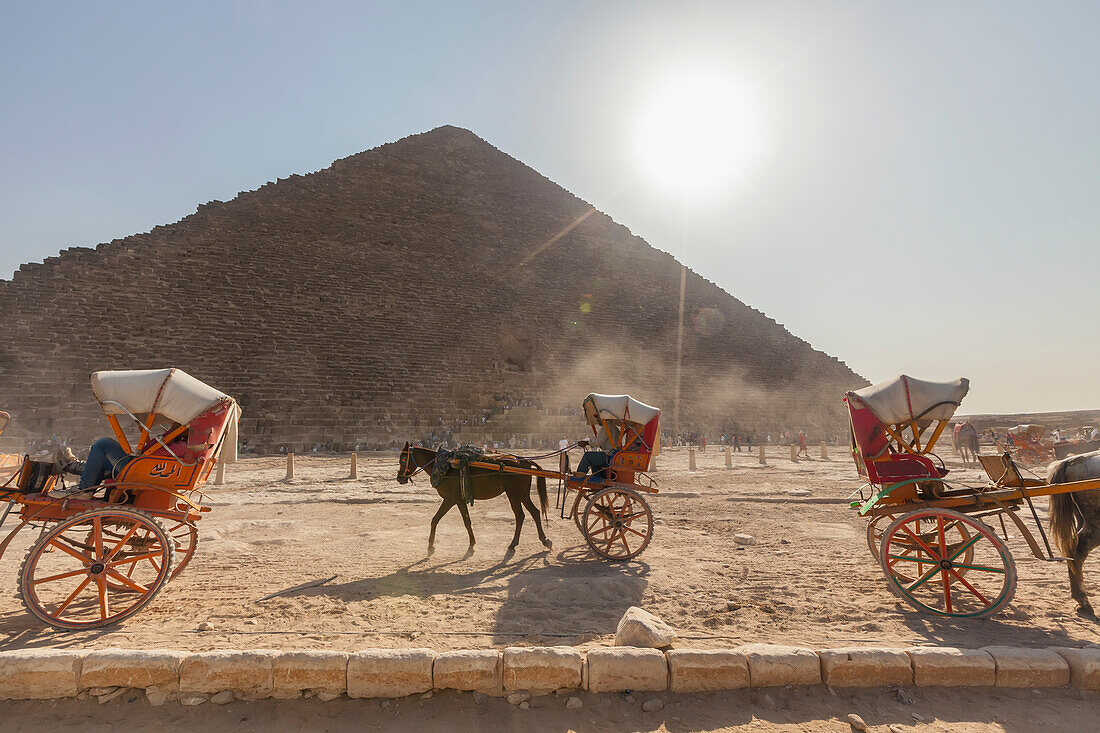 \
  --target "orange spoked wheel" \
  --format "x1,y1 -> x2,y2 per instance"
581,486 -> 654,561
879,509 -> 1016,618
19,507 -> 174,630
99,518 -> 196,592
